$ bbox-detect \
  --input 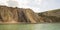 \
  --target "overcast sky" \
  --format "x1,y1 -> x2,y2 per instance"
0,0 -> 60,13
